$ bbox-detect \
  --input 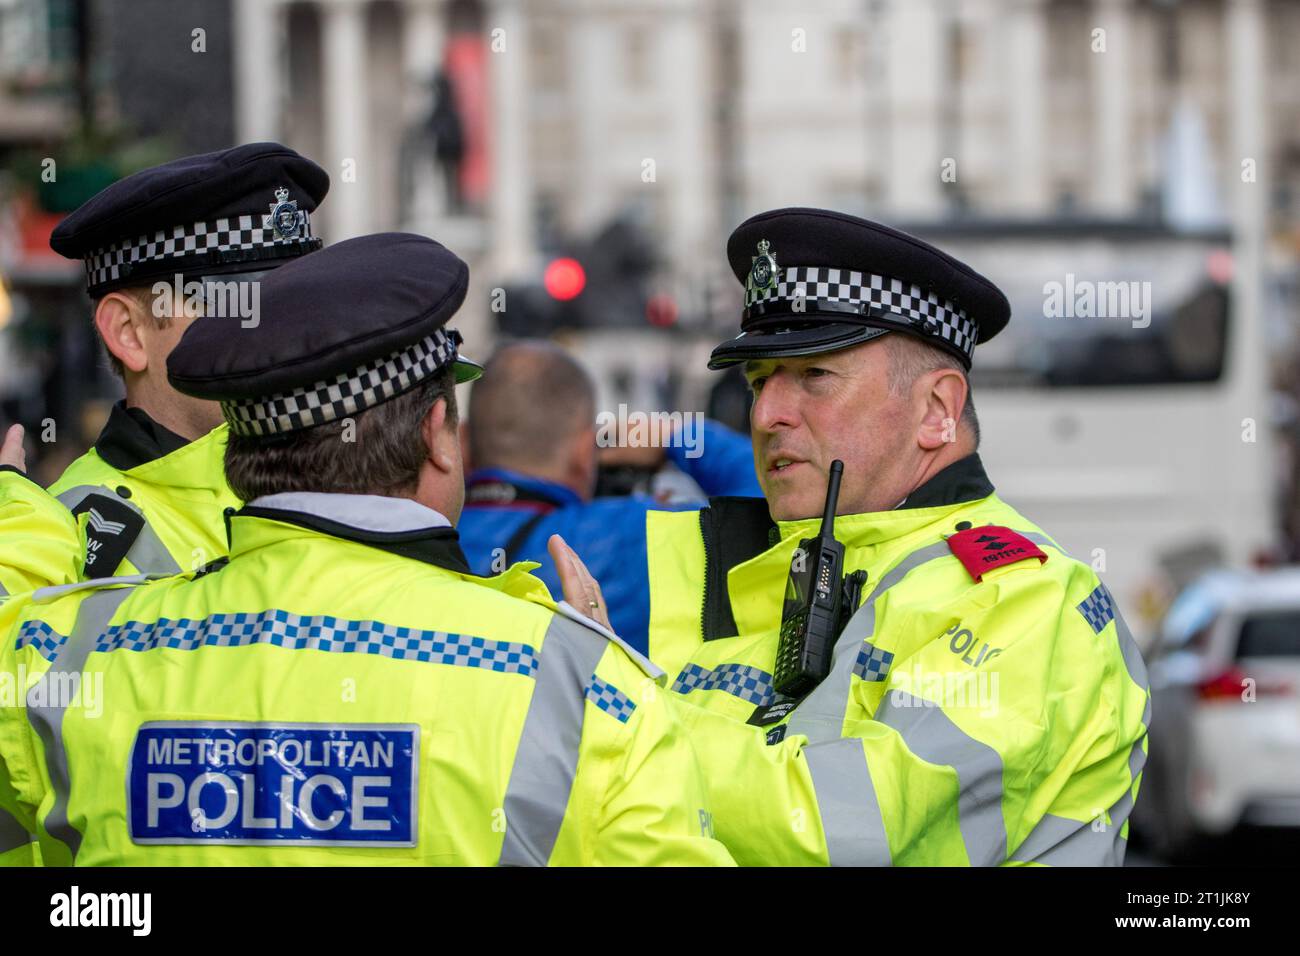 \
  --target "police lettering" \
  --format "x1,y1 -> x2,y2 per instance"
945,623 -> 1002,668
145,735 -> 394,770
144,770 -> 392,832
128,724 -> 418,846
